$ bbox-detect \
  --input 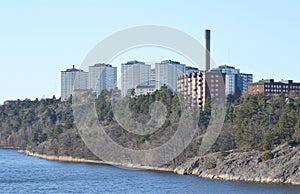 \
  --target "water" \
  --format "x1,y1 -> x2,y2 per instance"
0,149 -> 299,194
